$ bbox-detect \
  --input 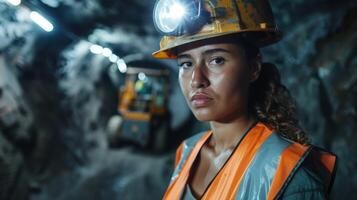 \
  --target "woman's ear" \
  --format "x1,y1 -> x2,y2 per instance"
249,53 -> 262,82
